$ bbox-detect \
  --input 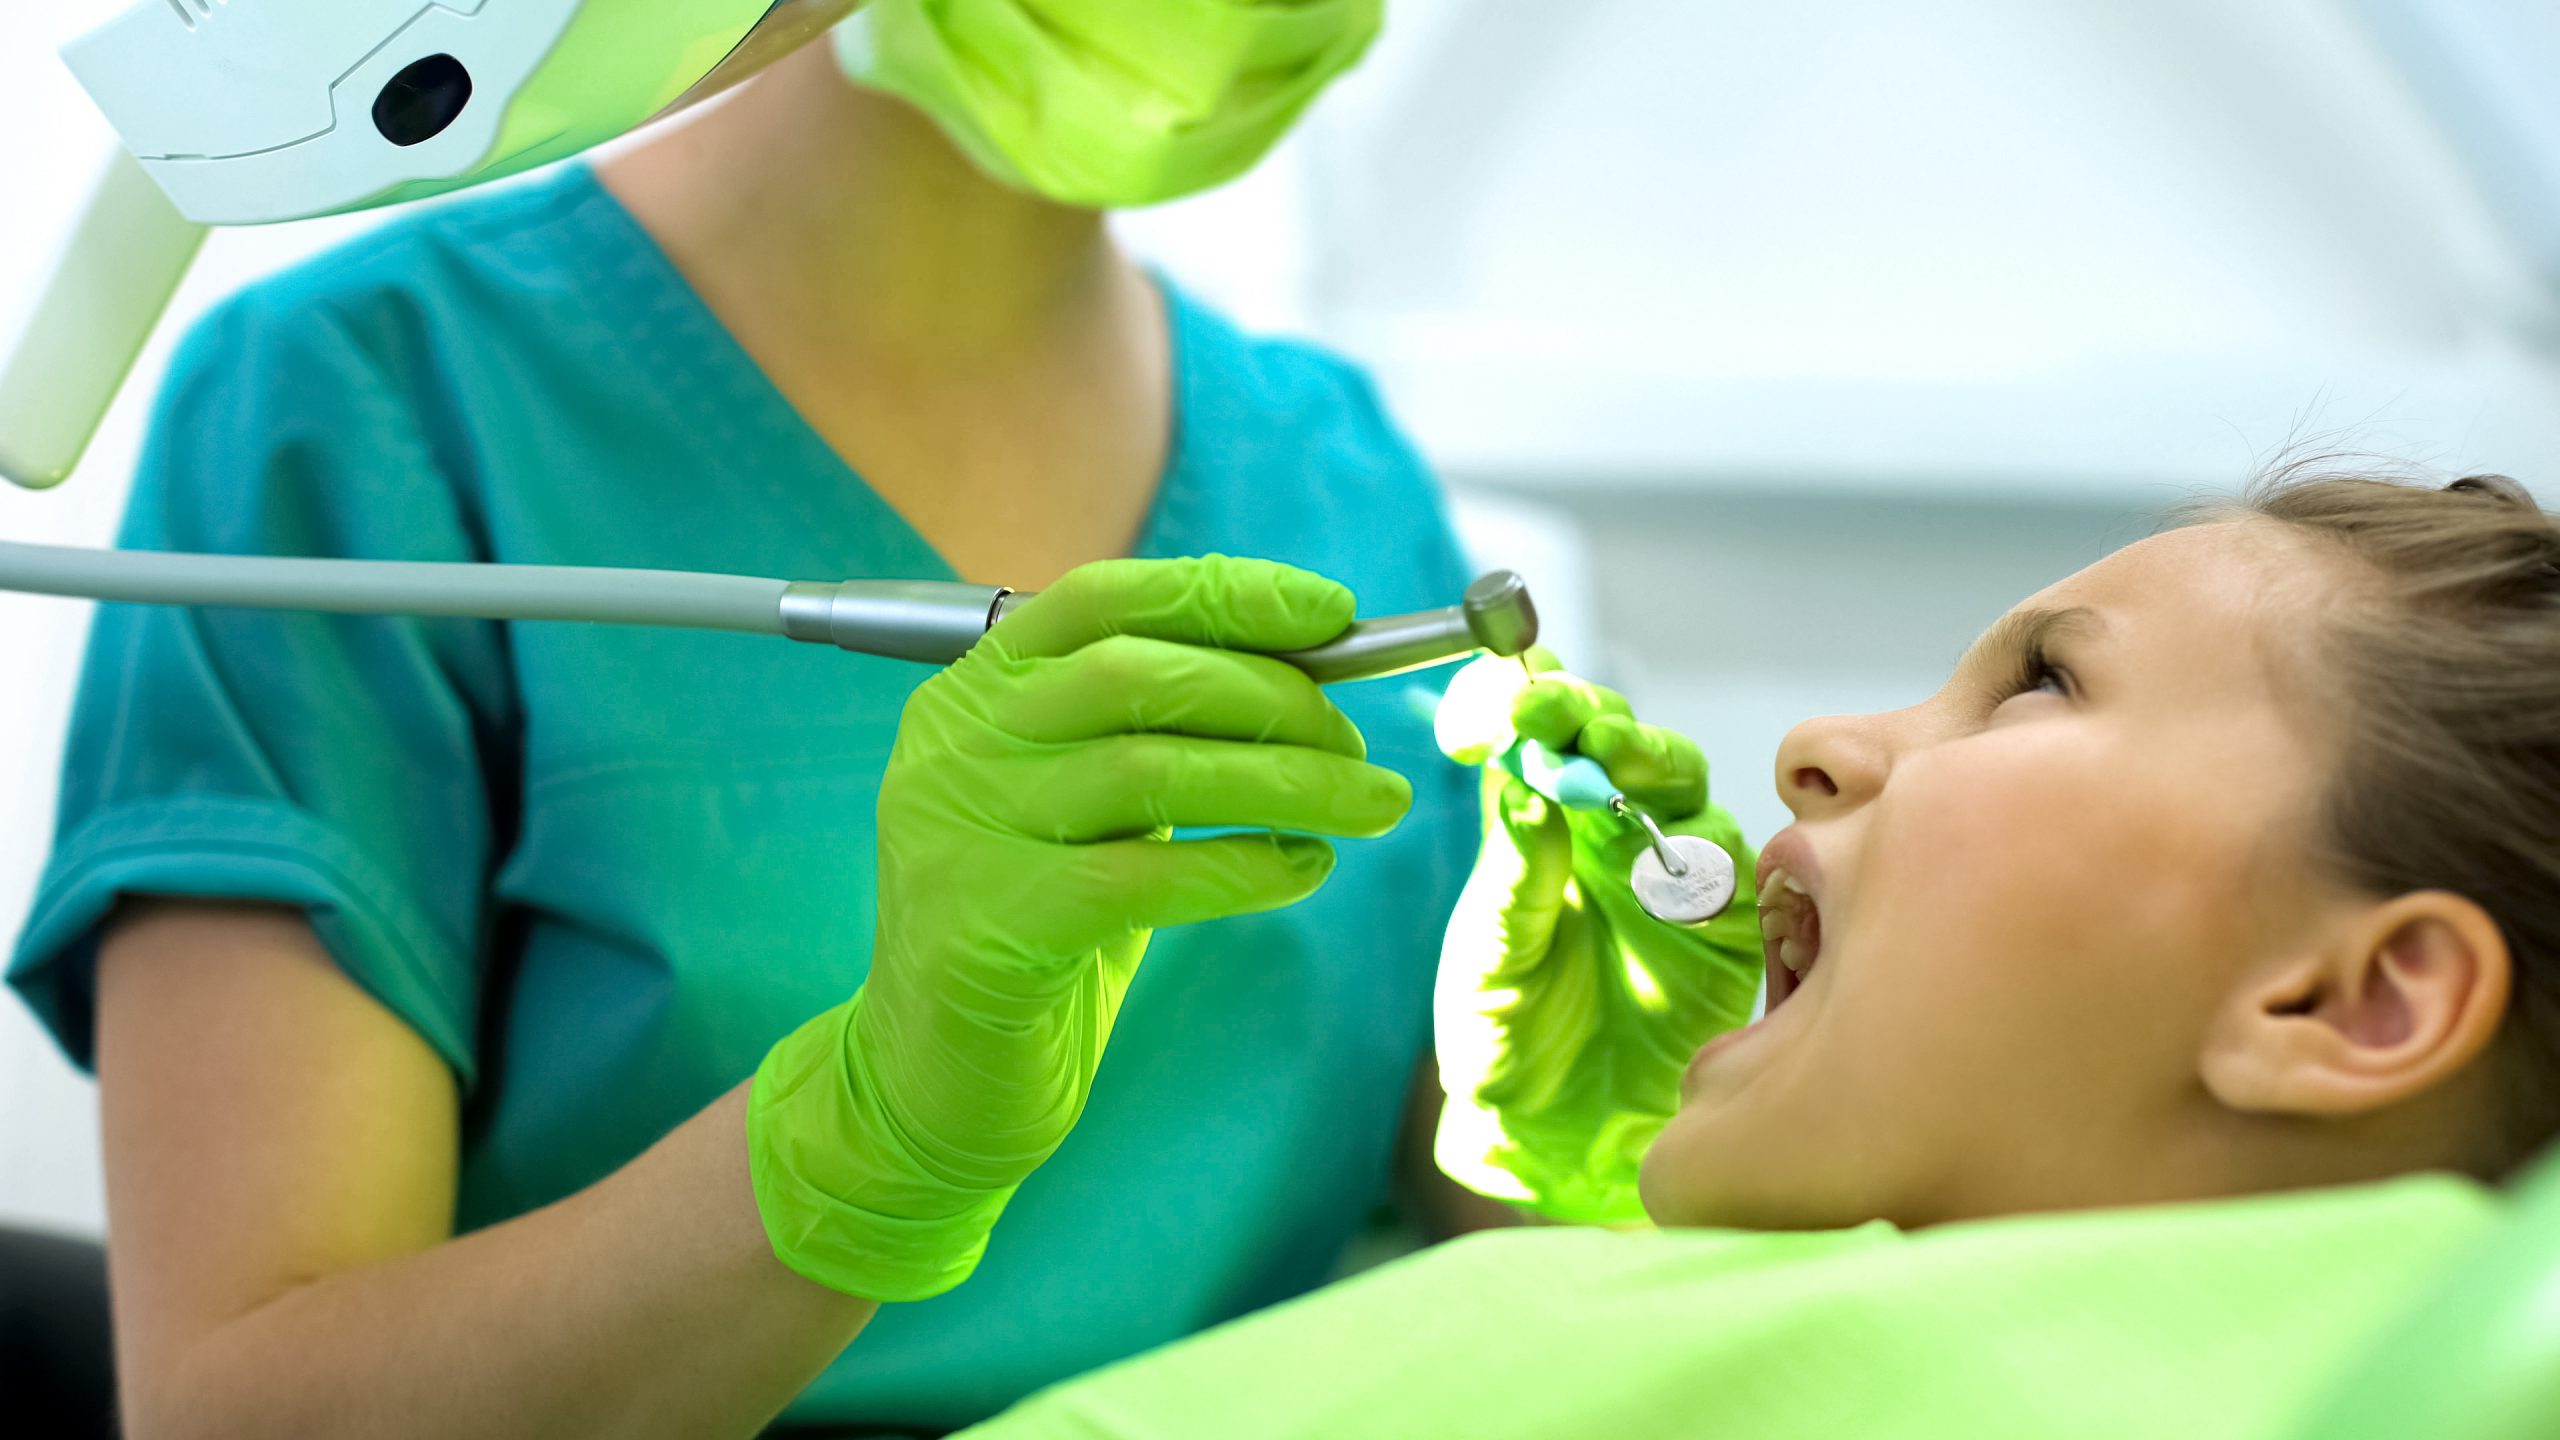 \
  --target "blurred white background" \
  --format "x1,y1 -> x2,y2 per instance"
6,0 -> 2559,1236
